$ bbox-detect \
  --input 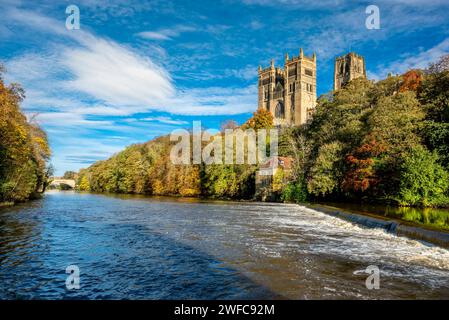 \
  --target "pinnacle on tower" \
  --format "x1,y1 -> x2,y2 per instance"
300,48 -> 304,58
